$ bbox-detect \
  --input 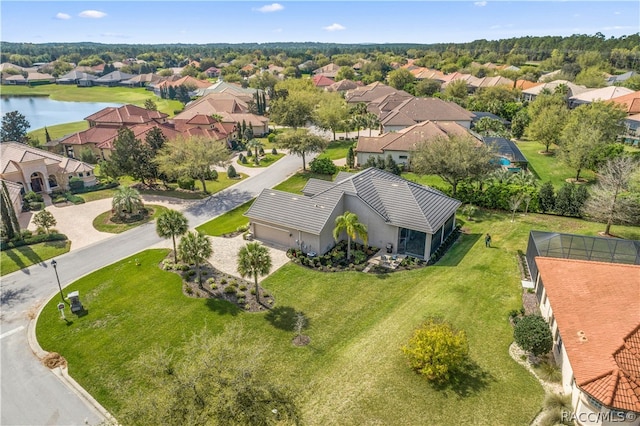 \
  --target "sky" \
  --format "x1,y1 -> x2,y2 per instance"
1,1 -> 639,45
